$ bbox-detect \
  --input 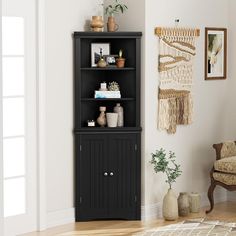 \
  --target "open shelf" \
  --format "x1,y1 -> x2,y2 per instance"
81,67 -> 135,71
74,127 -> 142,133
81,98 -> 135,101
